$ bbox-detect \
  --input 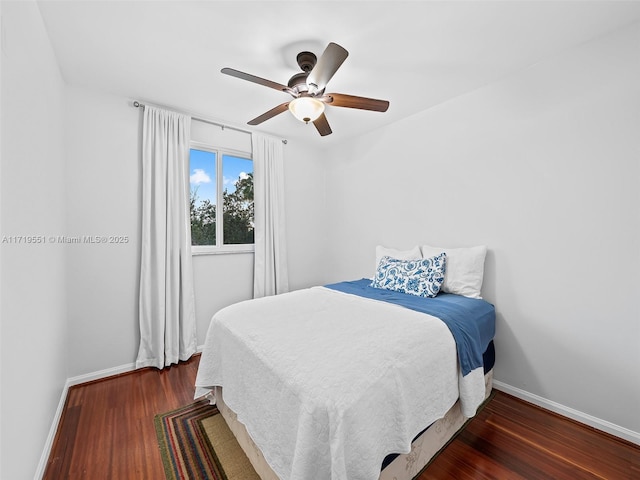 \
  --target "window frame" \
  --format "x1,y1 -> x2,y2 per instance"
189,141 -> 255,256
